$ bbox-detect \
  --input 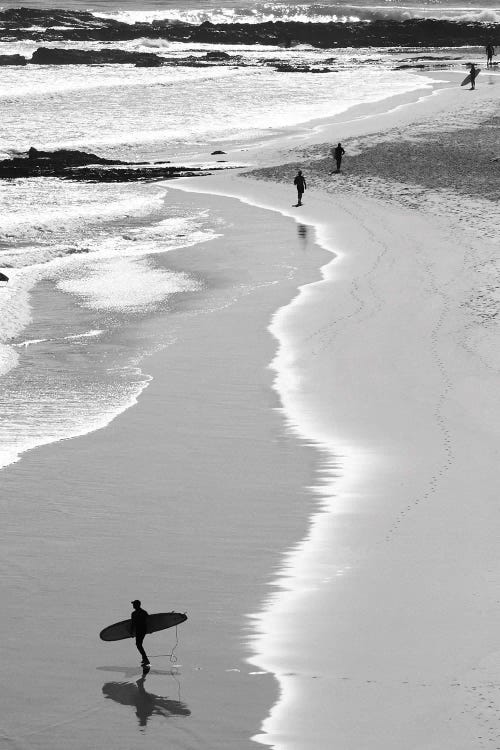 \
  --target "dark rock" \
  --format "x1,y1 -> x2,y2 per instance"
211,150 -> 226,155
204,50 -> 231,60
30,47 -> 164,66
0,54 -> 27,65
135,57 -> 163,67
0,272 -> 9,282
394,63 -> 427,69
0,148 -> 231,182
273,63 -> 331,72
0,8 -> 496,48
1,148 -> 124,178
26,147 -> 122,166
62,166 -> 211,182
